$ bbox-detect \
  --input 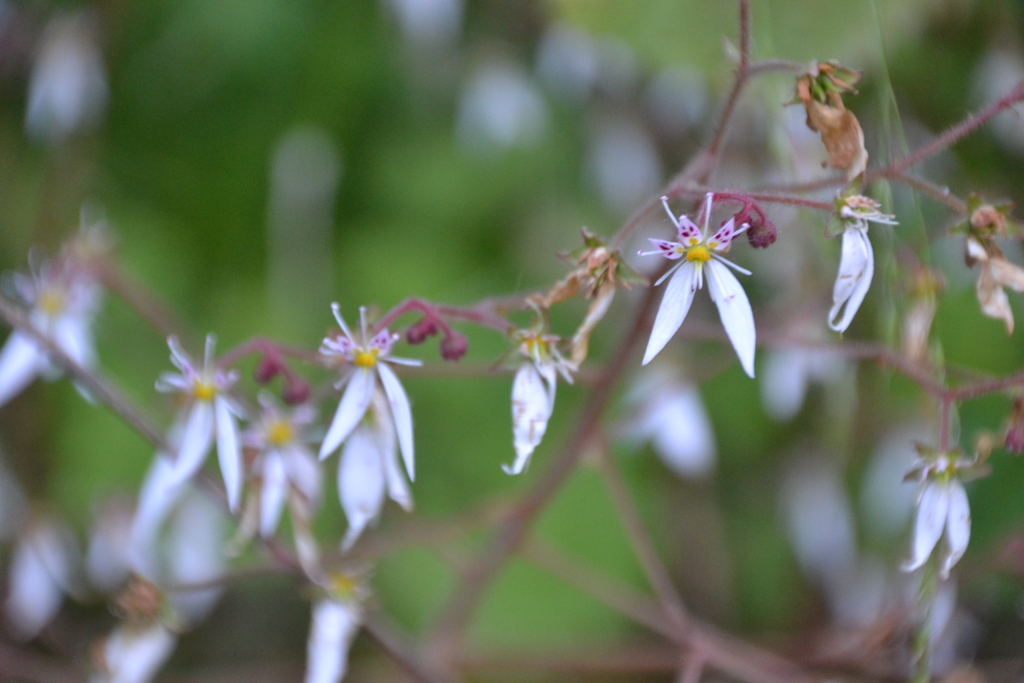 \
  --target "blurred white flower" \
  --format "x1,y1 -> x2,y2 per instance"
902,448 -> 975,579
828,195 -> 896,333
586,117 -> 662,216
5,517 -> 81,639
456,60 -> 548,152
130,453 -> 187,580
535,24 -> 599,104
973,49 -> 1024,154
87,496 -> 135,594
641,194 -> 755,376
0,257 -> 101,408
620,370 -> 716,479
91,621 -> 177,683
155,335 -> 244,512
25,11 -> 108,143
760,346 -> 846,422
644,66 -> 707,137
506,330 -> 575,475
336,391 -> 412,551
859,425 -> 930,541
384,0 -> 462,46
319,304 -> 420,485
166,492 -> 227,626
305,596 -> 362,683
